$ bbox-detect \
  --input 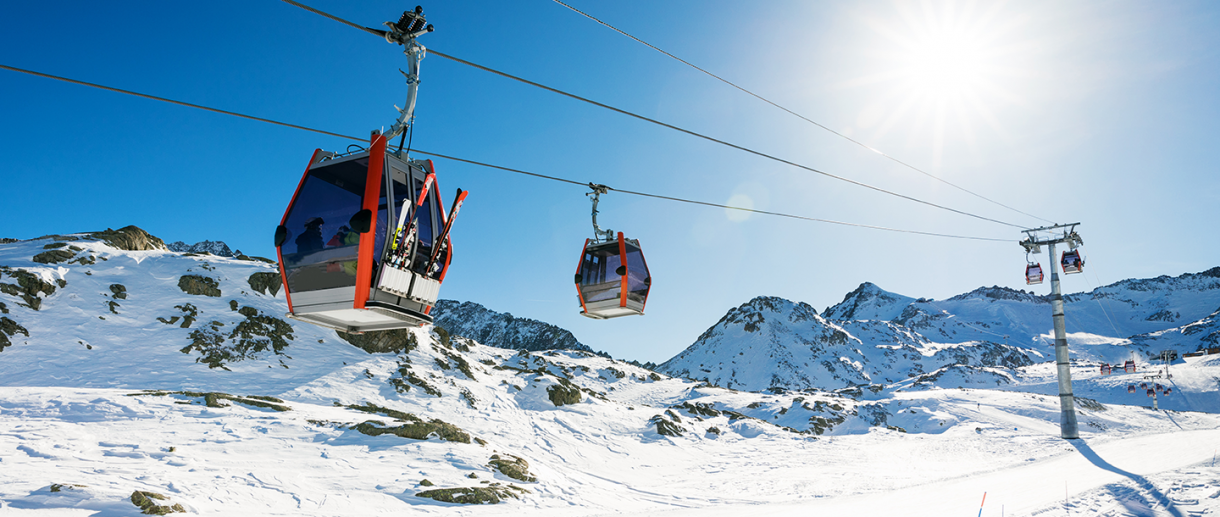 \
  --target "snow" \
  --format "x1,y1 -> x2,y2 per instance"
2,235 -> 1219,516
